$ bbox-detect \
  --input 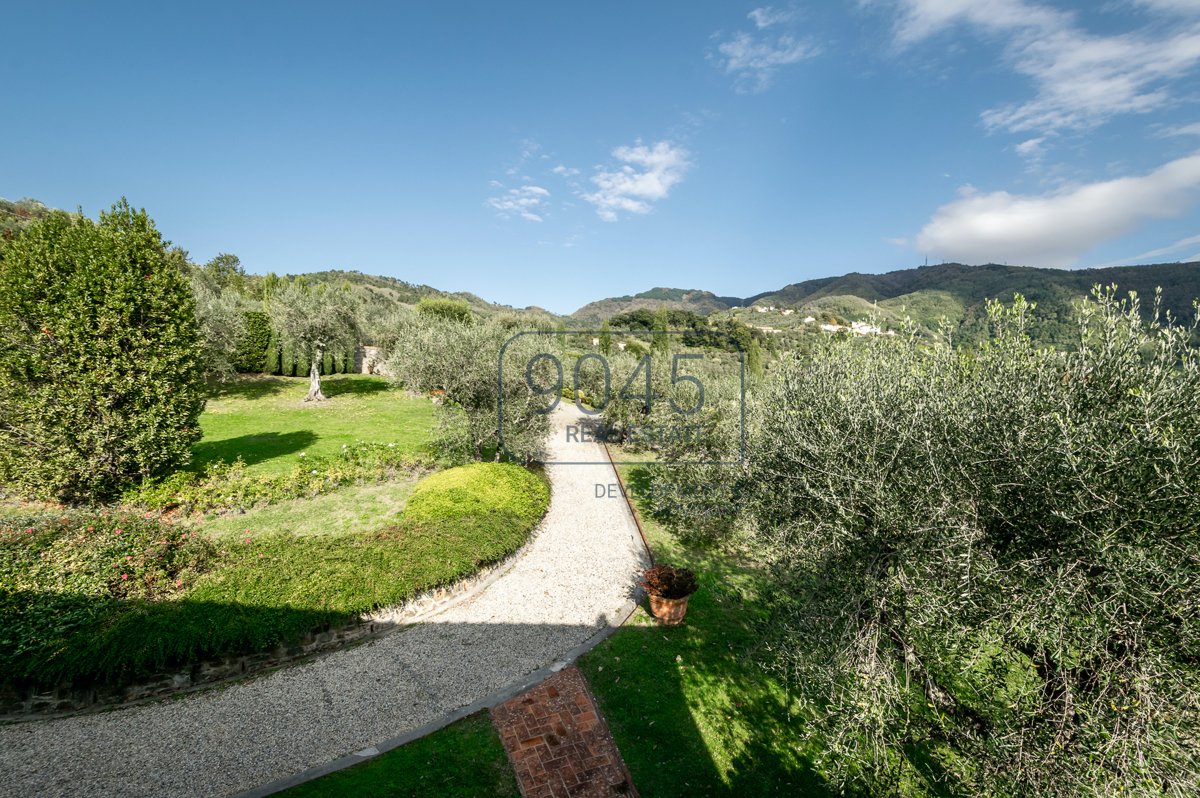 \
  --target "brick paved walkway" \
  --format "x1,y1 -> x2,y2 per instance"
491,666 -> 638,798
